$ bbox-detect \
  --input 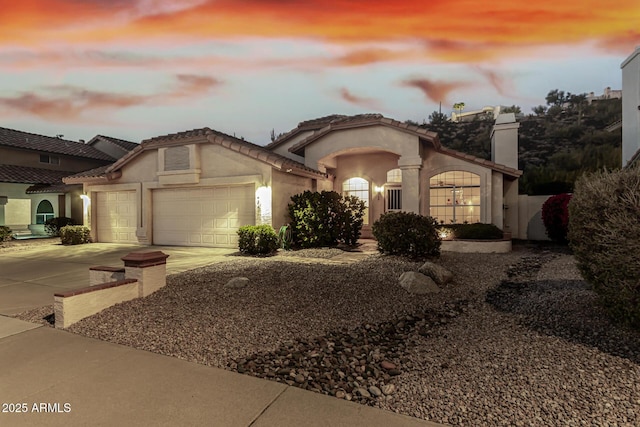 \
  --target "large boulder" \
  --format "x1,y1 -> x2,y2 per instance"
398,271 -> 440,294
418,261 -> 453,286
